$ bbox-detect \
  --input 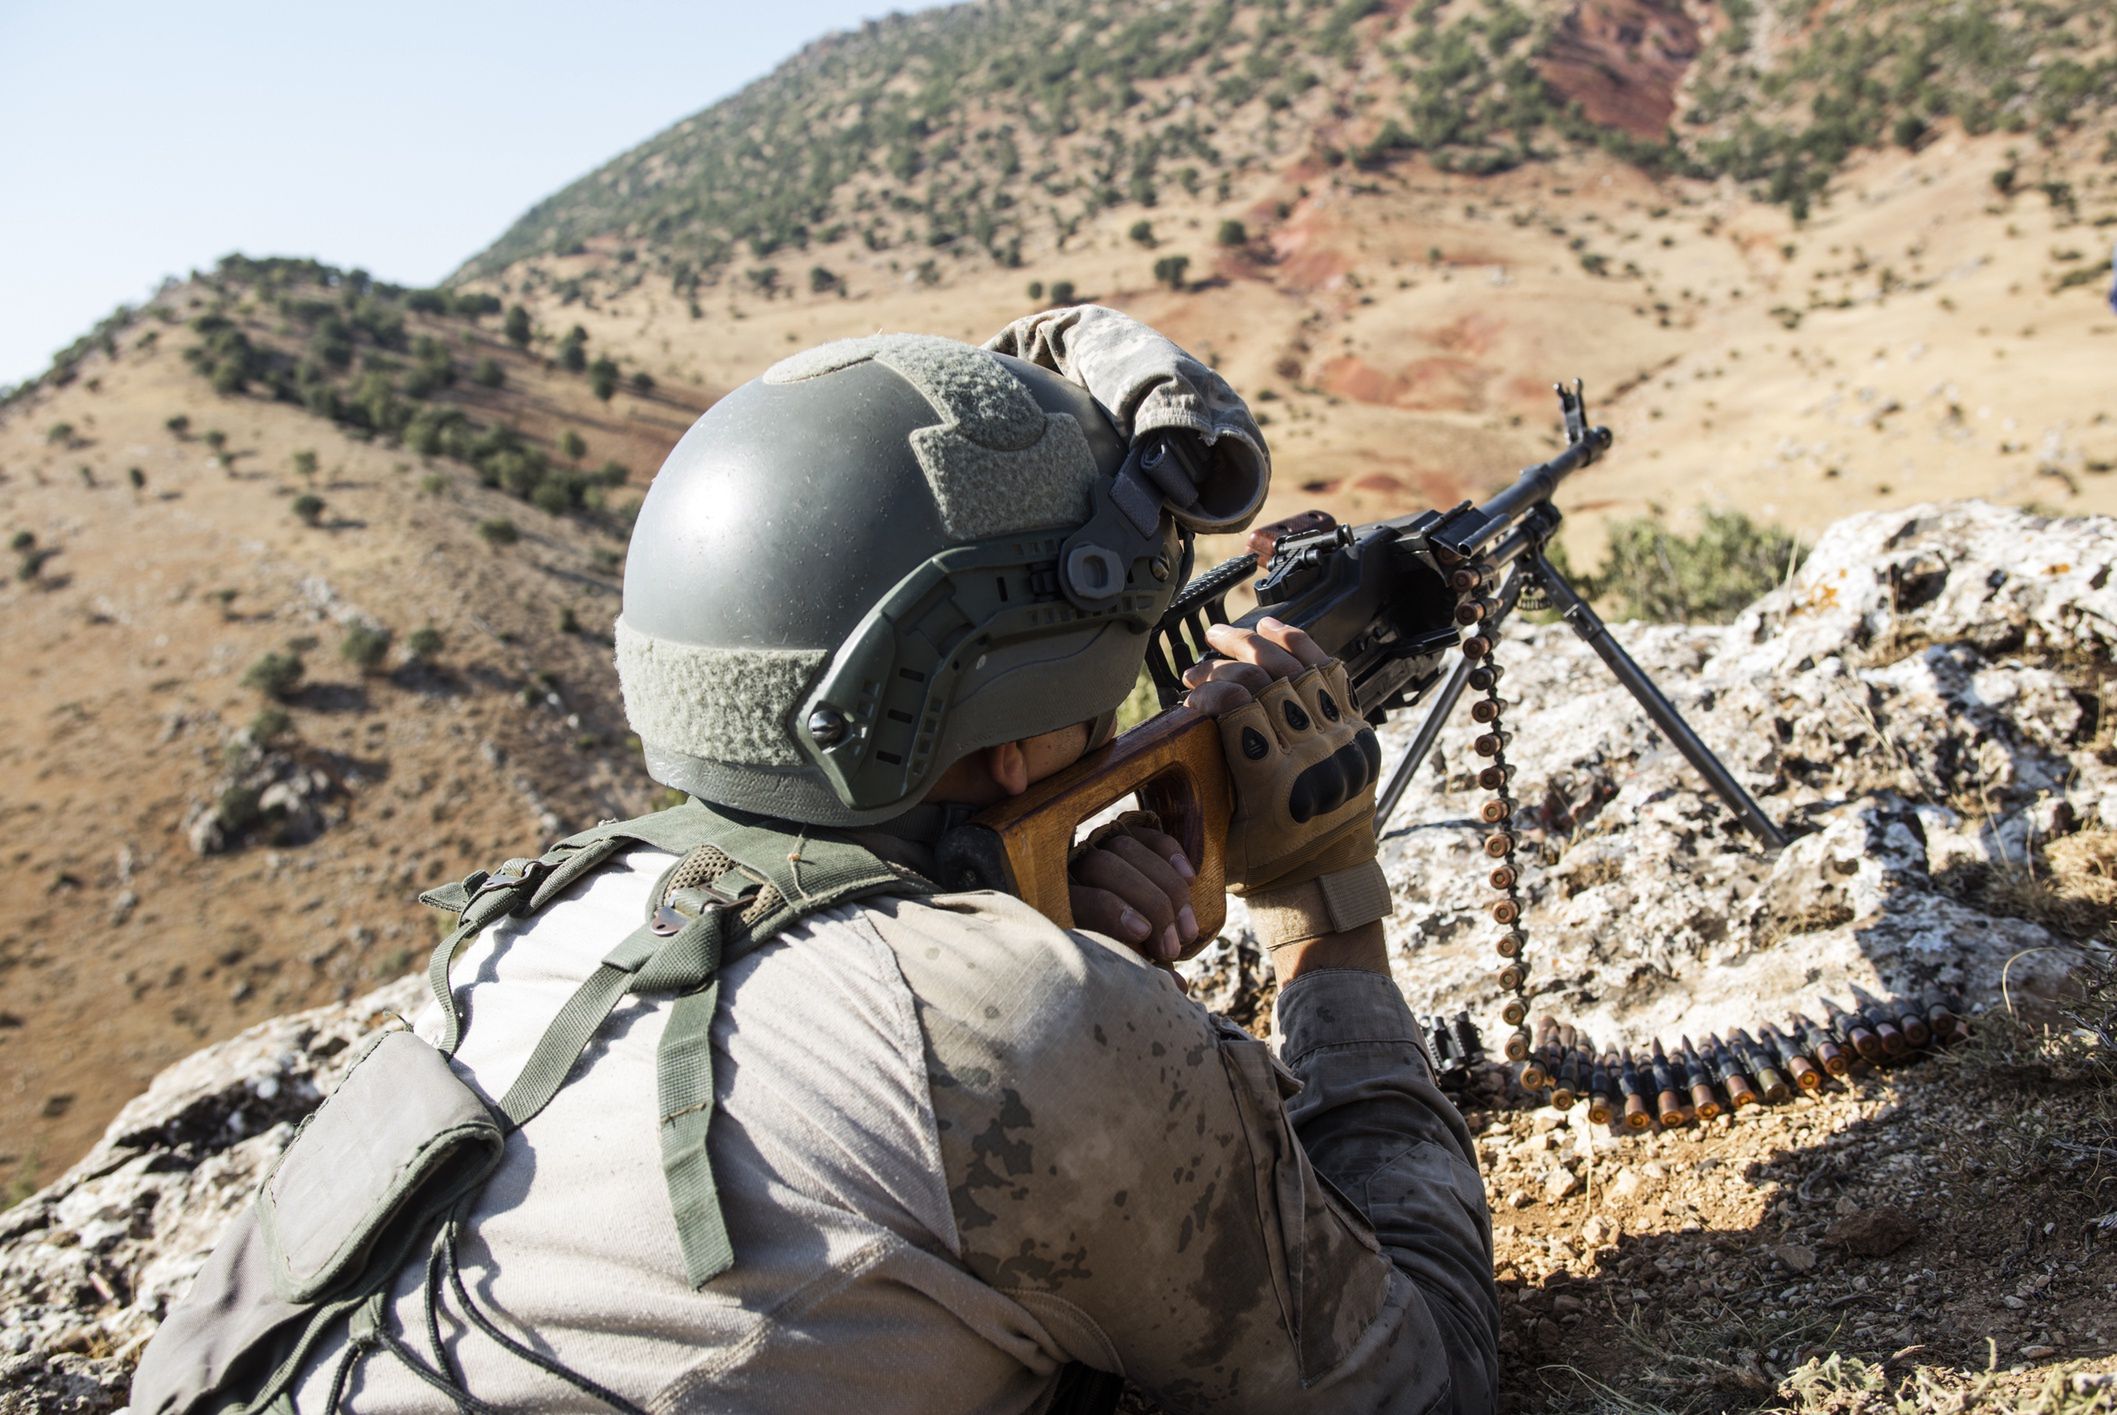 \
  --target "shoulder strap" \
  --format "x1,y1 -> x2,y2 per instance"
418,800 -> 932,1288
